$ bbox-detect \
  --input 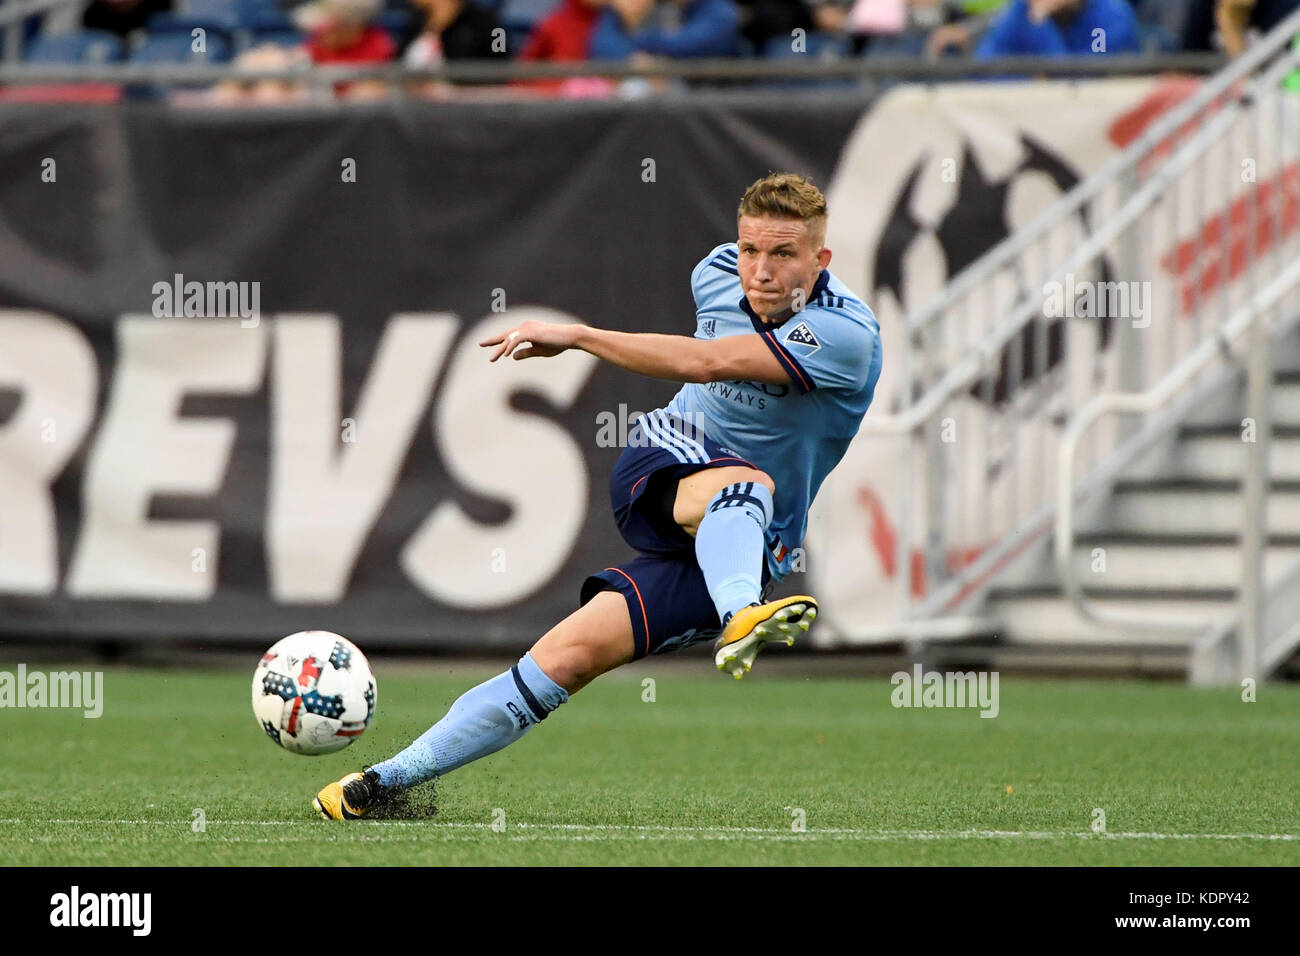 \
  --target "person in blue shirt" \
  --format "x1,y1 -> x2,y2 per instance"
974,0 -> 1140,57
314,172 -> 883,820
590,0 -> 742,59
